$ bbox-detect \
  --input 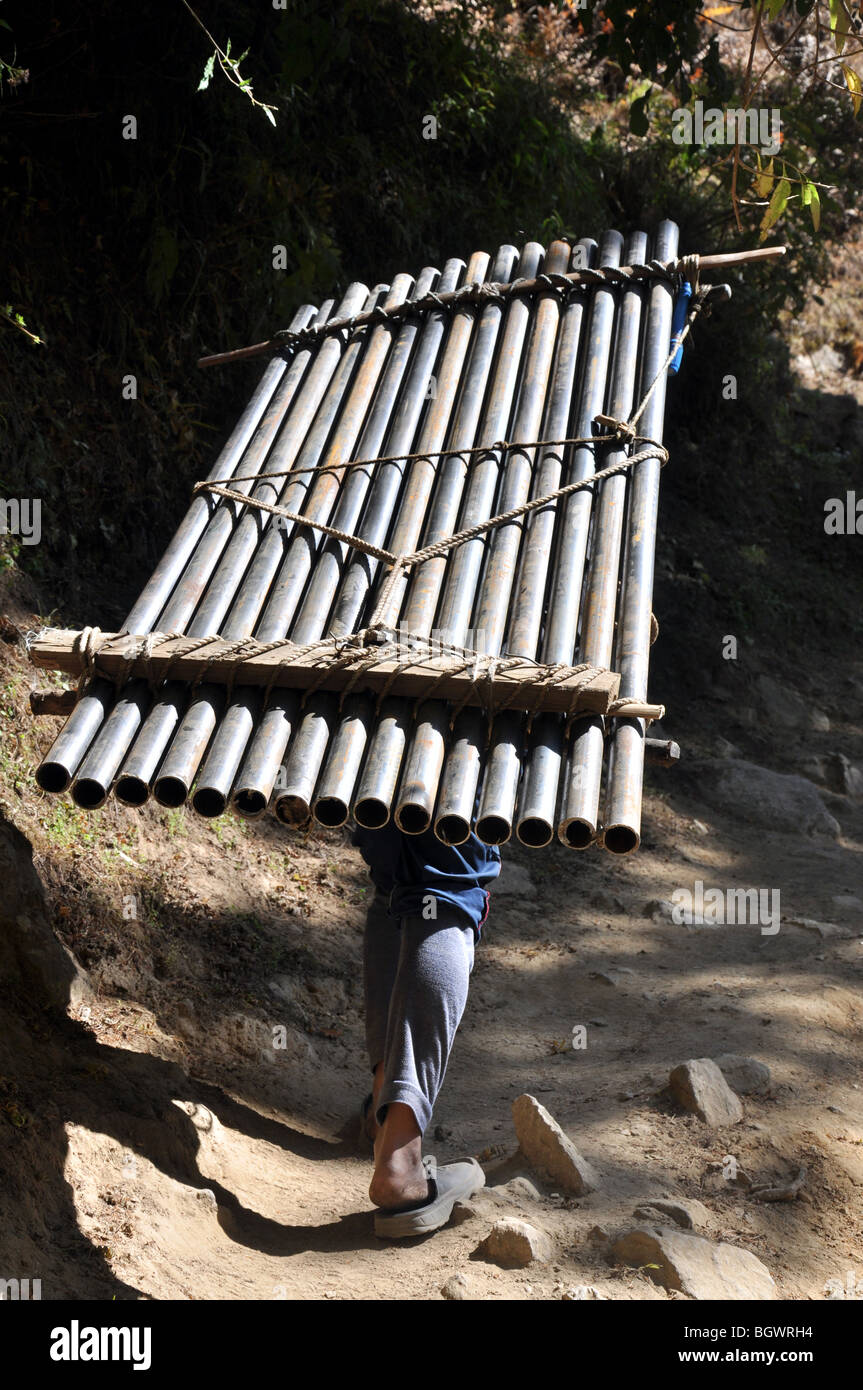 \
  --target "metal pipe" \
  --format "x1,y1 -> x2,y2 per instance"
386,242 -> 526,833
113,284 -> 373,809
35,302 -> 318,795
349,248 -> 500,828
604,219 -> 679,854
558,230 -> 650,848
67,297 -> 341,808
293,258 -> 469,827
438,240 -> 570,845
513,231 -> 622,846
